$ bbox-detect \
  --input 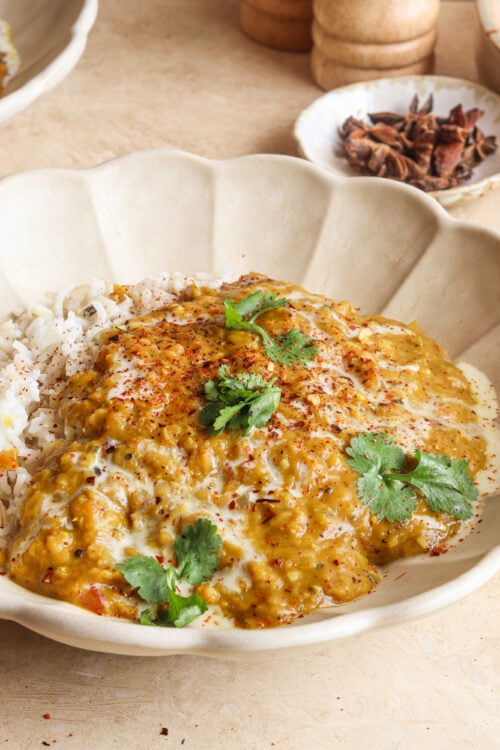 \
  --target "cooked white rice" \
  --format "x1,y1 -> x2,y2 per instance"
0,273 -> 225,556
